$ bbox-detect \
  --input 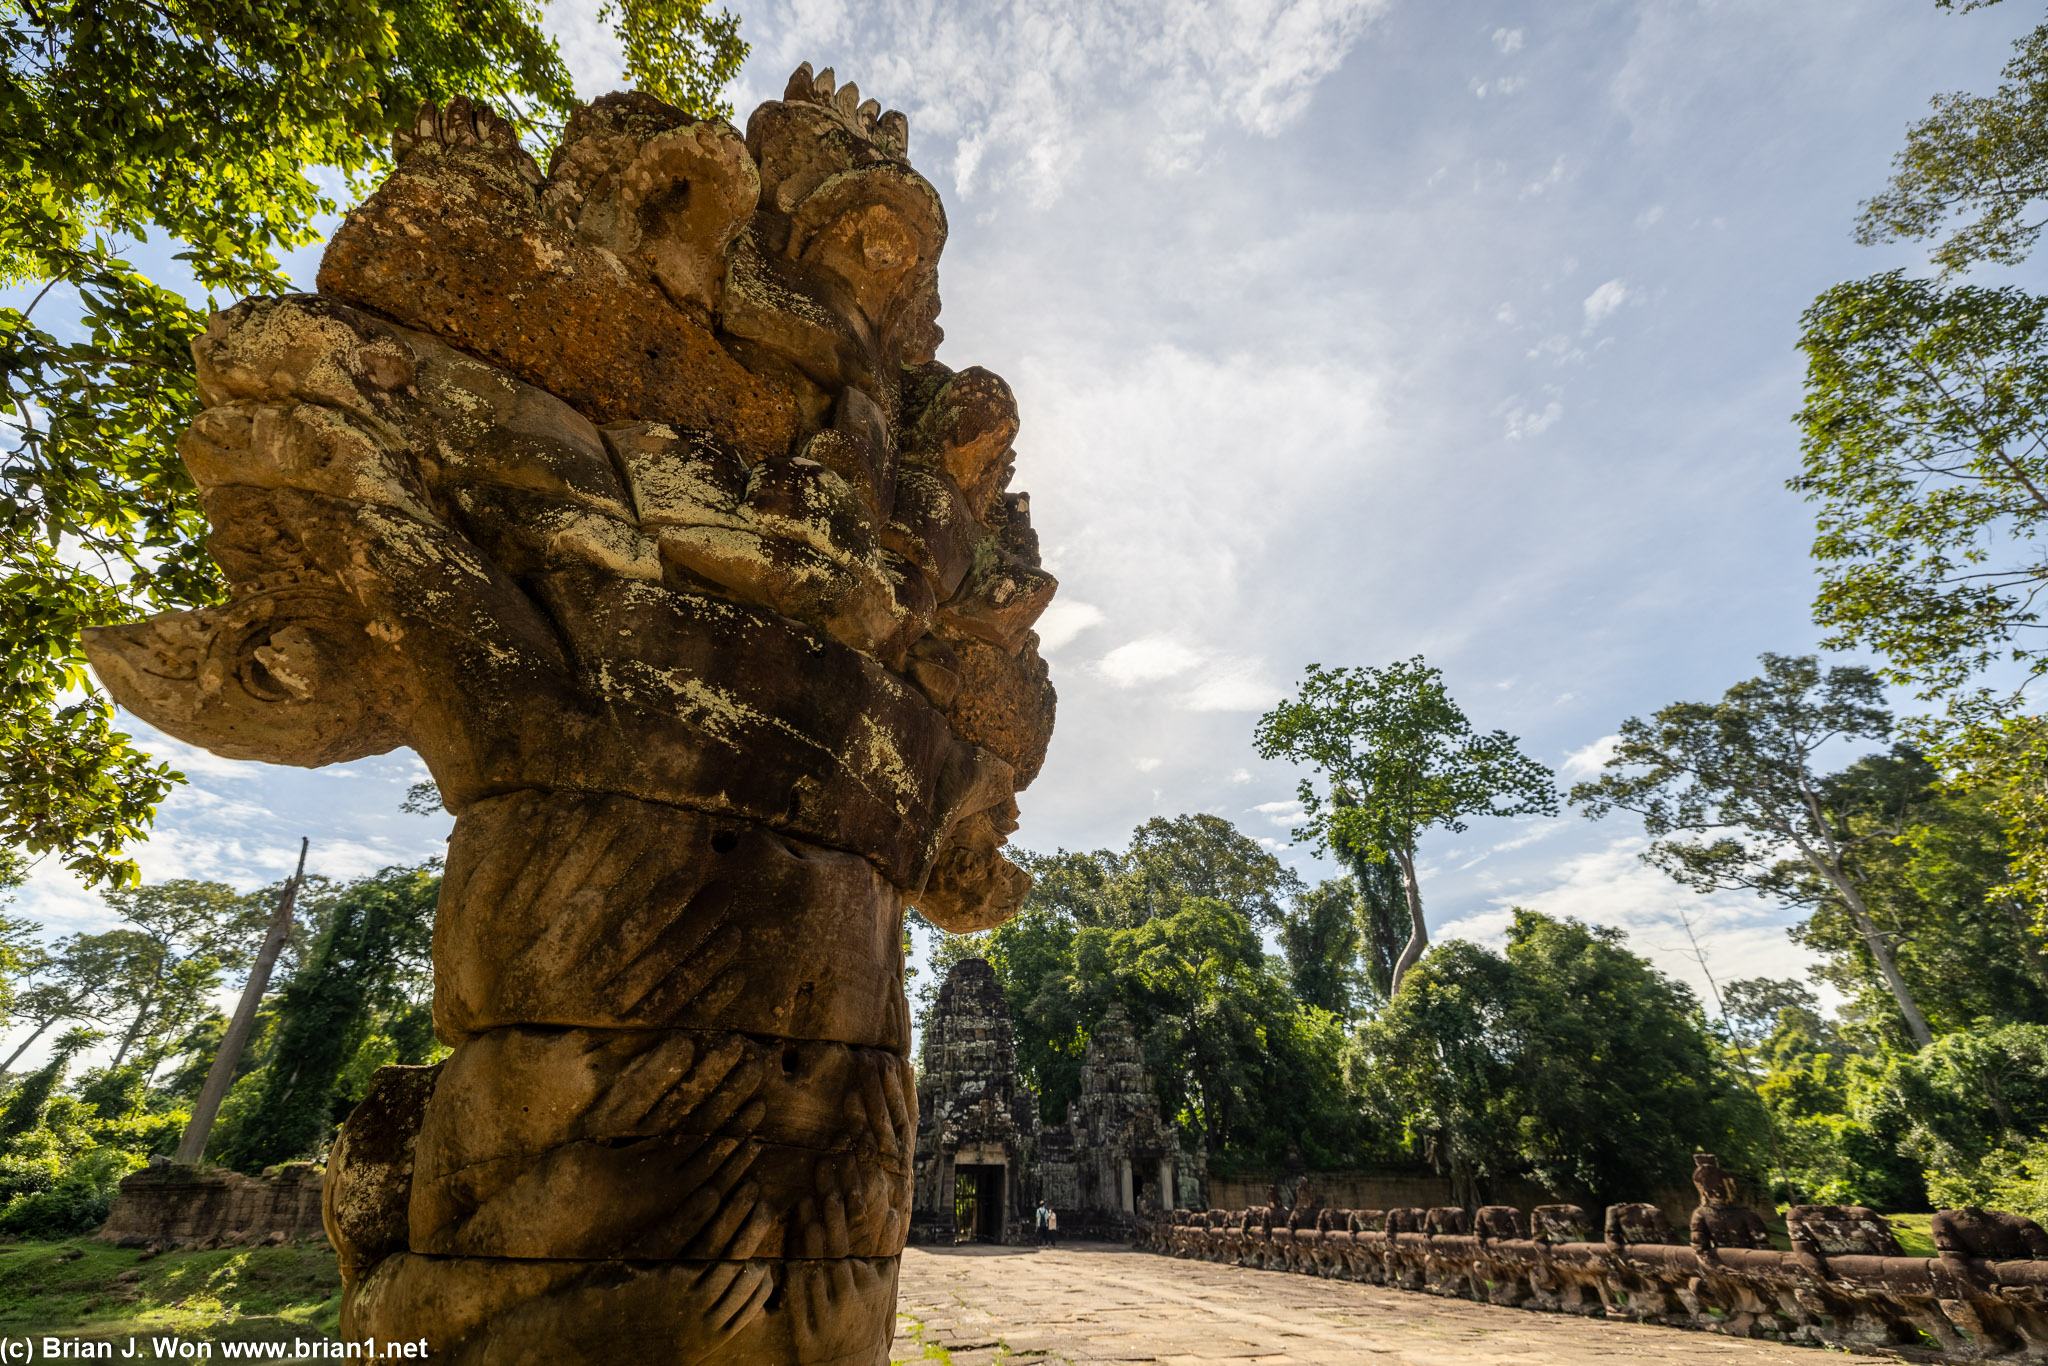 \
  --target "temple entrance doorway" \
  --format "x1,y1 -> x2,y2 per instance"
952,1164 -> 1006,1242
